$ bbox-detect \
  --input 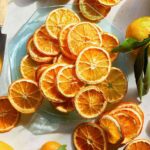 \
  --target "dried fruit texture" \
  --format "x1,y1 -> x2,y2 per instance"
76,47 -> 111,84
79,0 -> 111,21
57,65 -> 84,97
8,79 -> 43,114
98,67 -> 128,103
124,139 -> 150,150
20,55 -> 39,81
0,96 -> 20,133
73,123 -> 107,150
27,37 -> 53,63
101,32 -> 119,61
55,55 -> 75,65
68,22 -> 102,57
75,86 -> 107,119
98,0 -> 120,6
34,25 -> 60,56
46,8 -> 80,39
